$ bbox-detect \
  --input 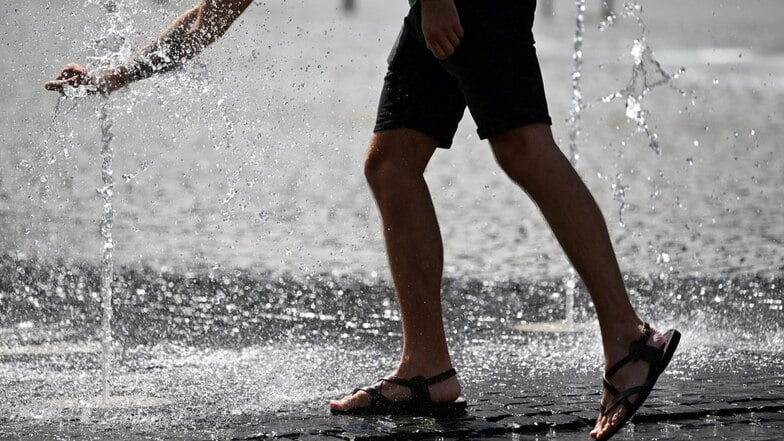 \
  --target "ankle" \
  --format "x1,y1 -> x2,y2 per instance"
396,355 -> 454,378
601,319 -> 648,361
